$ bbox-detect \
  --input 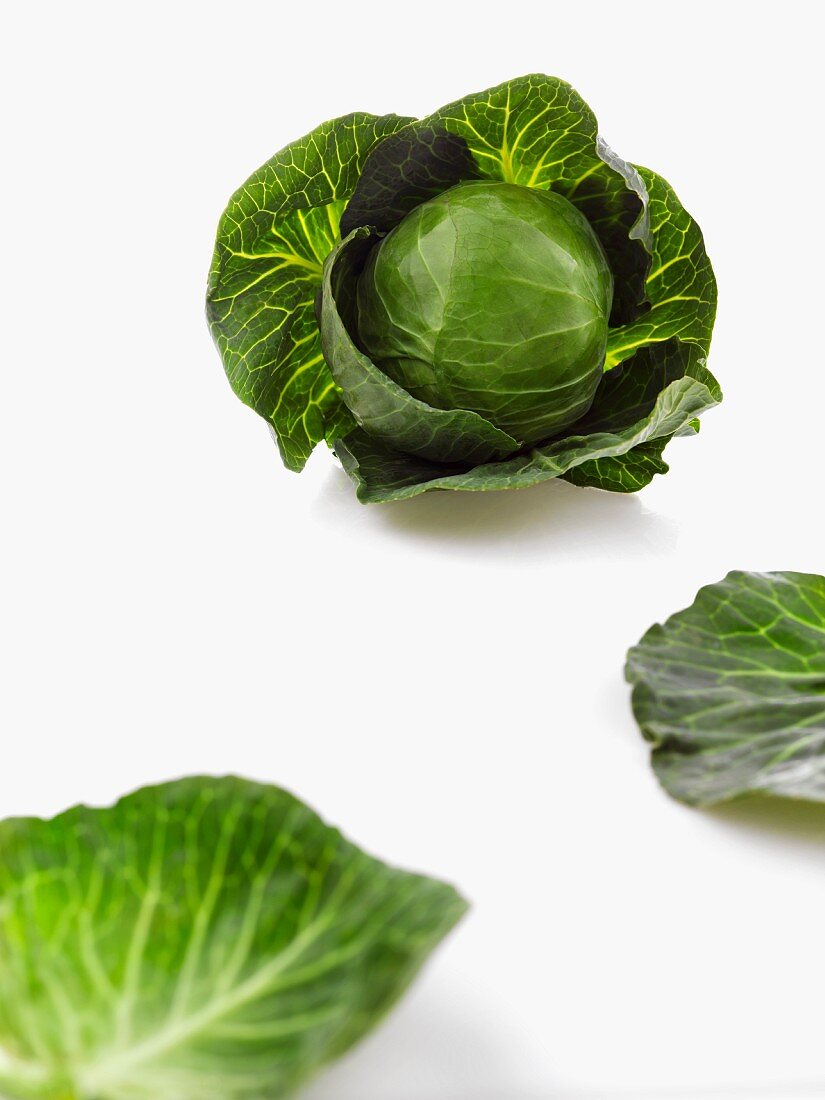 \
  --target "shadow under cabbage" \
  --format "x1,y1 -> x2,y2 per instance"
708,793 -> 825,849
317,464 -> 677,558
